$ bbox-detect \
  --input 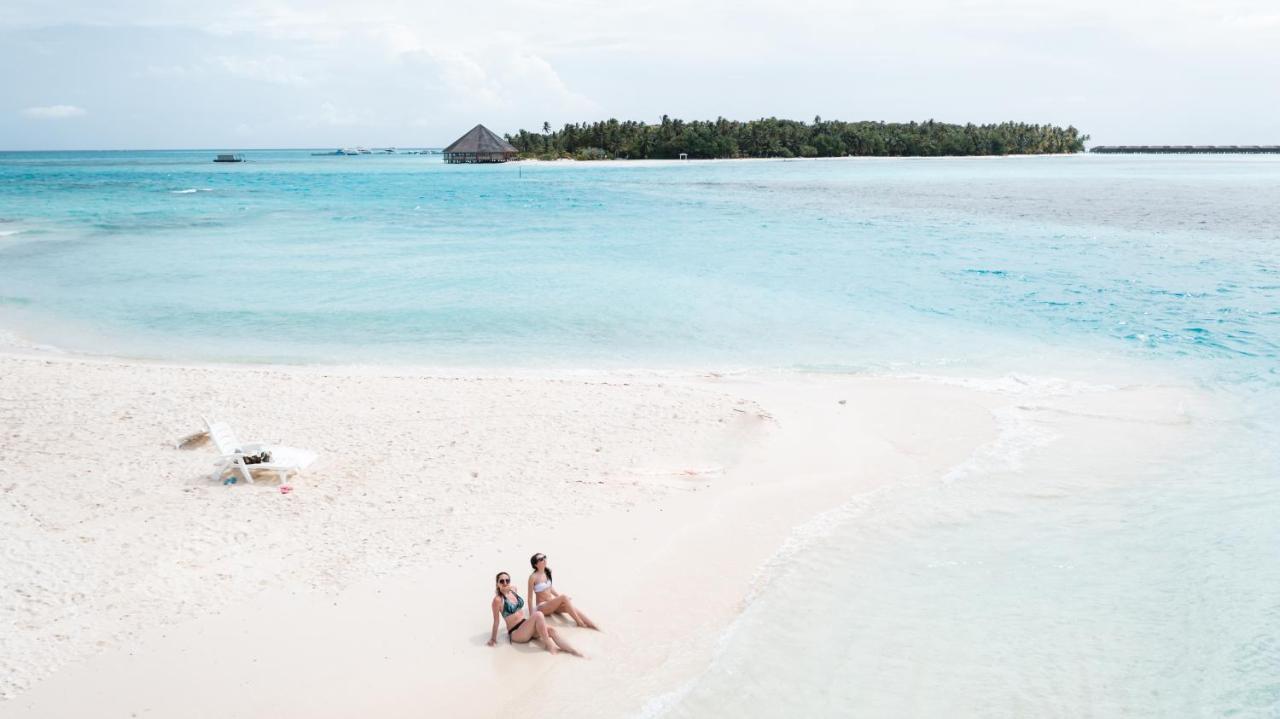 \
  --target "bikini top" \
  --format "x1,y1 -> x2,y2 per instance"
501,591 -> 524,618
532,577 -> 552,593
